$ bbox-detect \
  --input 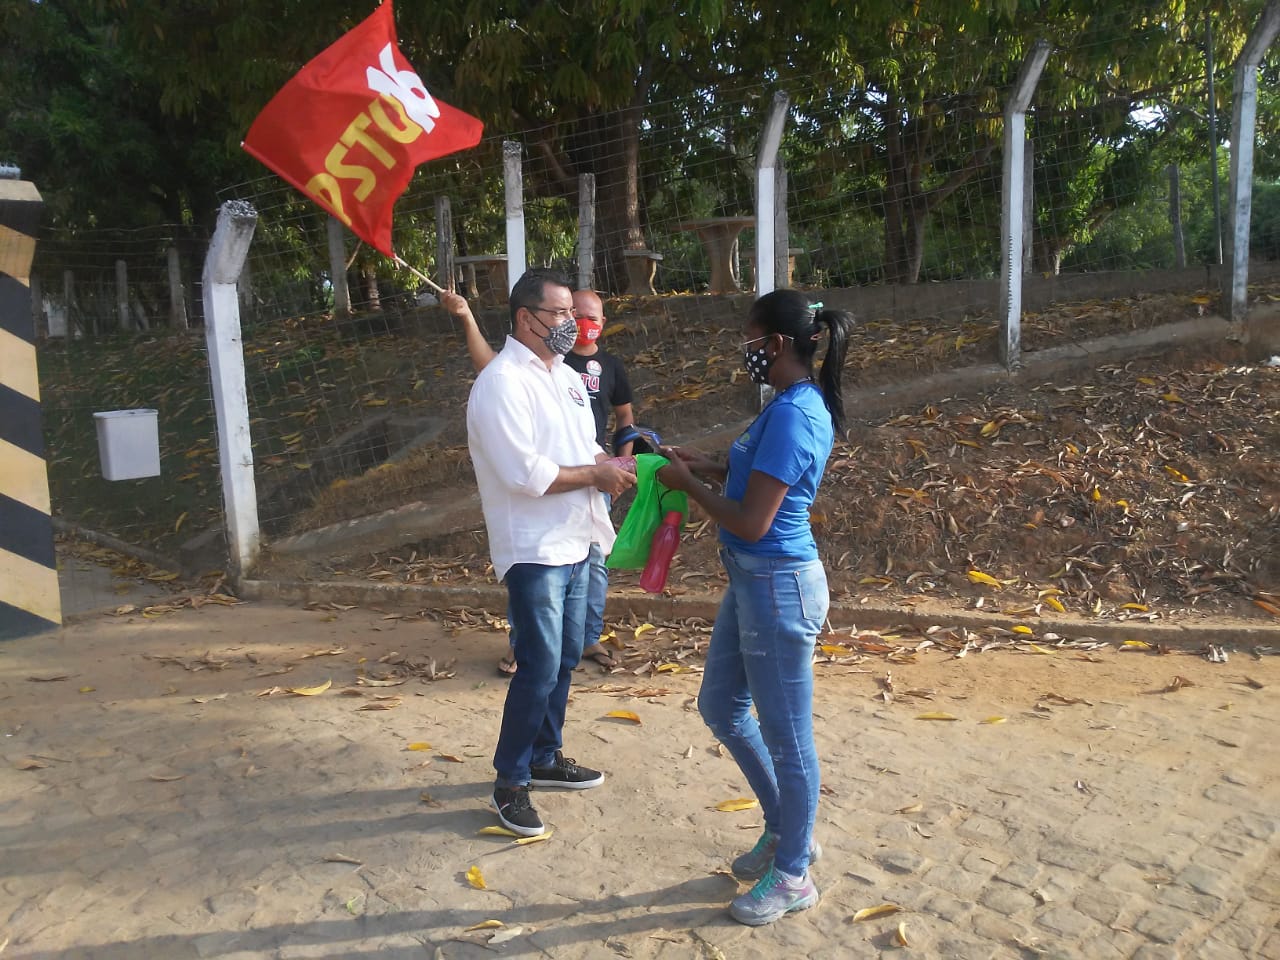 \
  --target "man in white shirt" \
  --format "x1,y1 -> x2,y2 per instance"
467,269 -> 636,837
